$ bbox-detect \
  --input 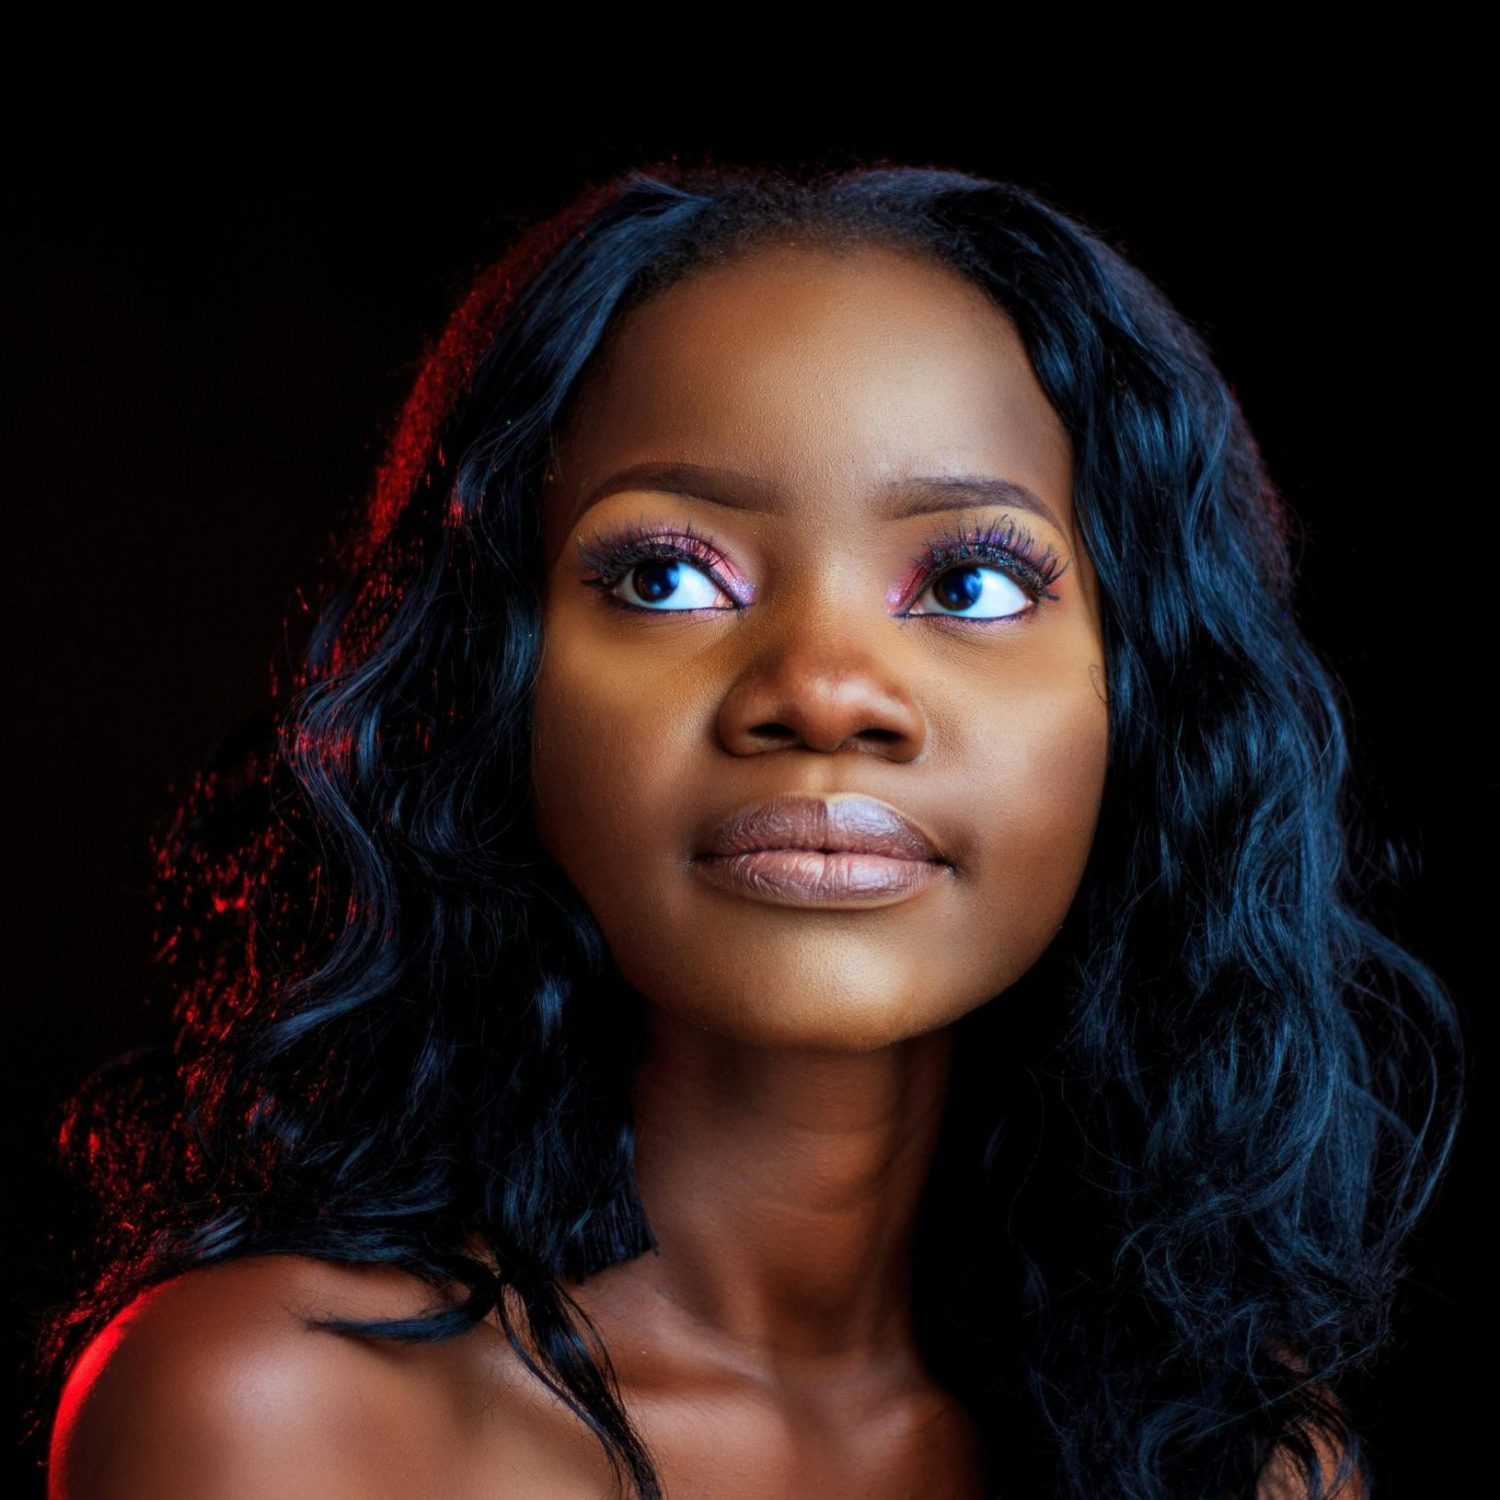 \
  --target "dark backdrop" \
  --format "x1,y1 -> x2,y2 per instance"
5,74 -> 1484,1495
